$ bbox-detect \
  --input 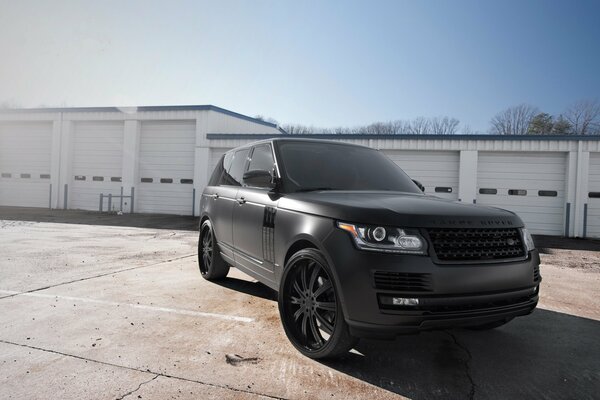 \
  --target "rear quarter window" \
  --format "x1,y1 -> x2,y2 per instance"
222,149 -> 249,186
